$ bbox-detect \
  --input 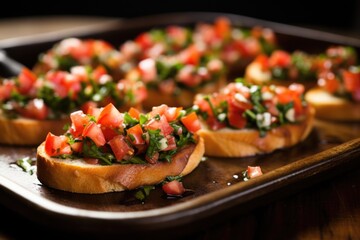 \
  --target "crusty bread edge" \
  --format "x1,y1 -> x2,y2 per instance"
36,136 -> 204,194
305,88 -> 360,121
0,116 -> 69,146
198,105 -> 315,157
